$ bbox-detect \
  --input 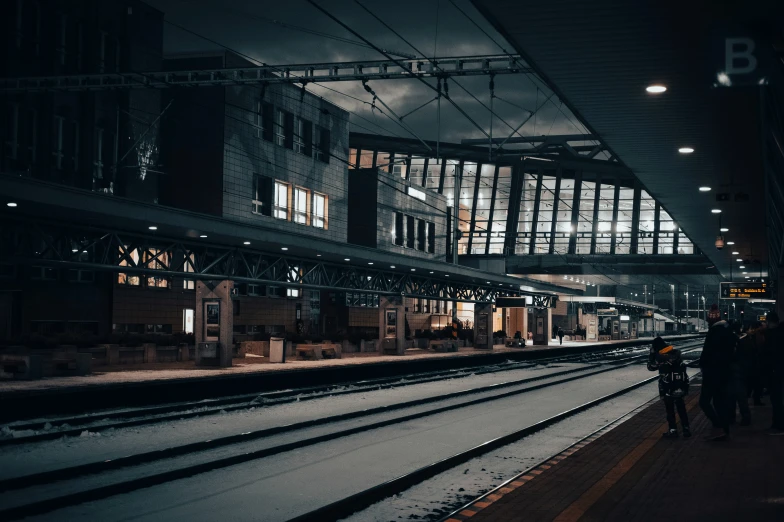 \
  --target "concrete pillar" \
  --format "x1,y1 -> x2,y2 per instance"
195,280 -> 234,367
584,313 -> 599,341
379,295 -> 405,355
473,302 -> 493,350
532,308 -> 550,346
